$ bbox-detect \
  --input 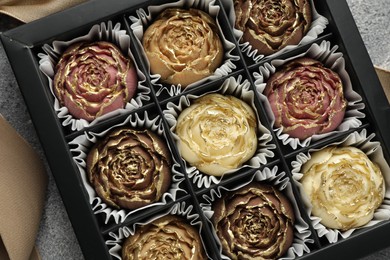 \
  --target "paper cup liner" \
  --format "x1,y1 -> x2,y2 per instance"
201,166 -> 313,259
253,40 -> 365,149
291,129 -> 390,243
163,75 -> 275,188
69,111 -> 184,225
129,0 -> 239,97
38,21 -> 150,131
106,201 -> 211,259
222,0 -> 329,63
